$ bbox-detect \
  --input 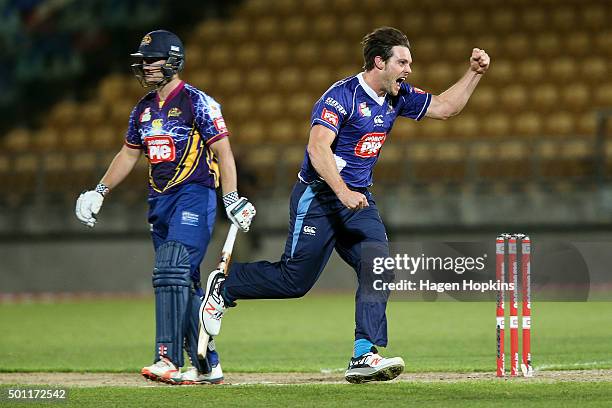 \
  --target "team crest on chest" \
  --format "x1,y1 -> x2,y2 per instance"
140,107 -> 151,122
168,107 -> 182,118
358,102 -> 371,117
